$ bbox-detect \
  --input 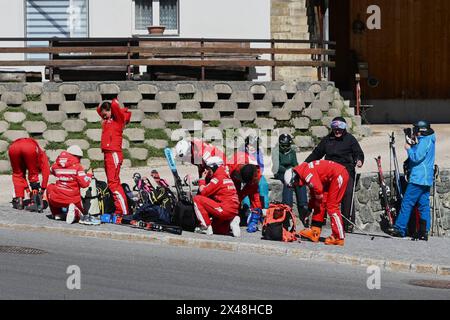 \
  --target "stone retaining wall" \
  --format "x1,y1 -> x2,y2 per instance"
0,81 -> 371,172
